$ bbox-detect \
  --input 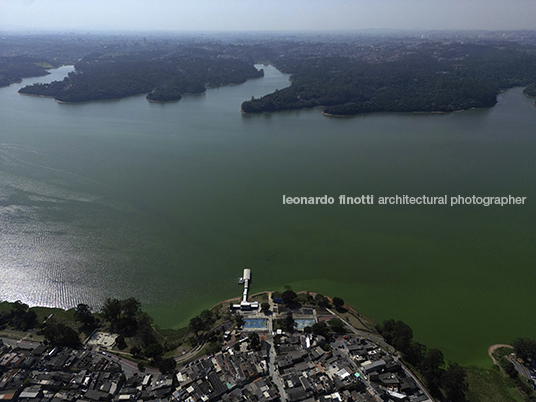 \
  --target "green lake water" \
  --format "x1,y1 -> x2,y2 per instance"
0,65 -> 535,366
